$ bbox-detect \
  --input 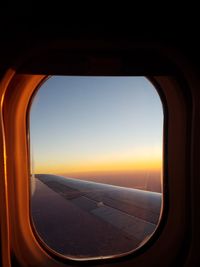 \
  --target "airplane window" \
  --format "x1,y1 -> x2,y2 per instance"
29,76 -> 163,260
